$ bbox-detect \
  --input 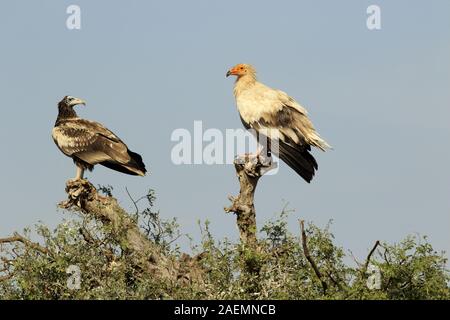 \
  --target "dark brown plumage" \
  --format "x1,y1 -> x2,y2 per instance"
52,96 -> 147,180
